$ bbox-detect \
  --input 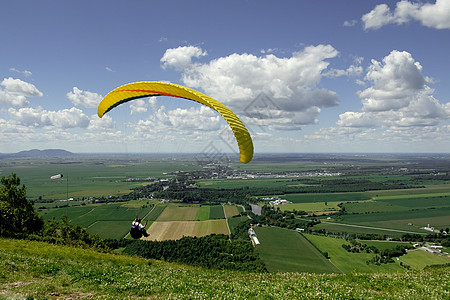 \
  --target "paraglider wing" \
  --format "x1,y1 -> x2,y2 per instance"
97,81 -> 253,163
